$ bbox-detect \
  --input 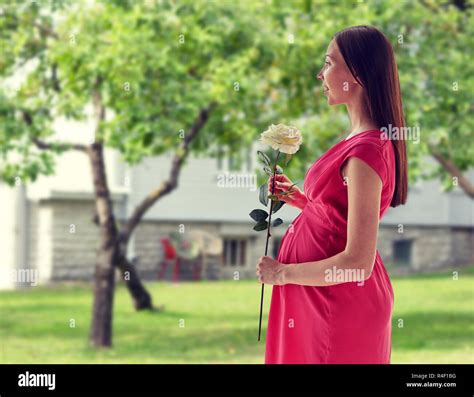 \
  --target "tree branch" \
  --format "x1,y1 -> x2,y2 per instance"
430,148 -> 474,199
32,137 -> 88,152
118,102 -> 218,245
21,110 -> 88,152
